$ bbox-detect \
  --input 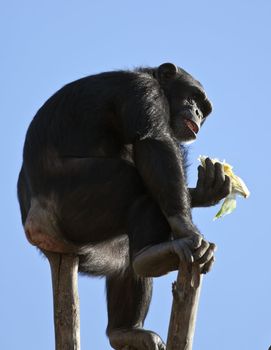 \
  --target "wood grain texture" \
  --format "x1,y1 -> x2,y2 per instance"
166,263 -> 202,350
46,252 -> 81,350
